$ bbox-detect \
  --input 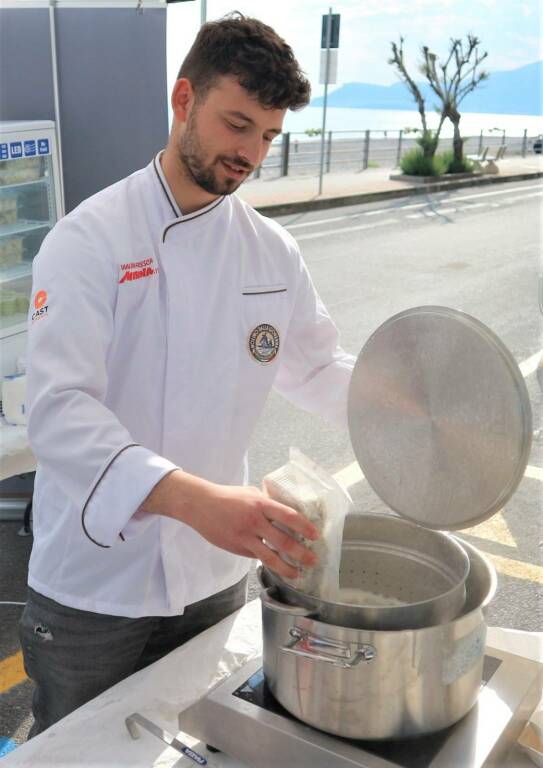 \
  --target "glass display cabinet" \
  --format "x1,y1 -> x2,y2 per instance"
0,120 -> 63,378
